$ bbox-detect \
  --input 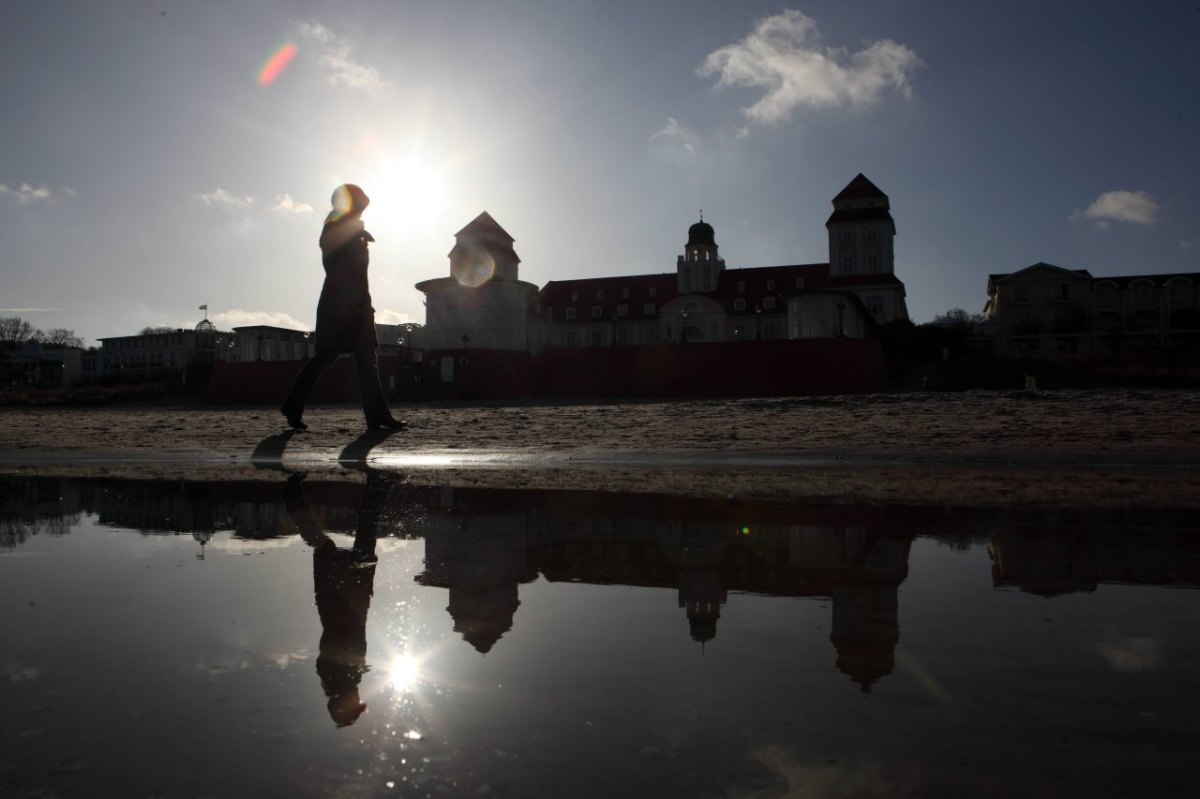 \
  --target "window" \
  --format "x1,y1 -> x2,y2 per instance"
1013,286 -> 1030,303
597,289 -> 605,300
866,295 -> 884,317
616,328 -> 629,345
565,308 -> 577,320
866,255 -> 879,272
841,230 -> 853,251
763,322 -> 776,338
737,281 -> 746,292
617,304 -> 629,317
841,255 -> 854,272
590,330 -> 603,346
648,286 -> 657,297
591,305 -> 602,319
621,287 -> 630,299
570,291 -> 579,301
733,298 -> 746,311
565,332 -> 577,347
1055,283 -> 1071,301
766,280 -> 775,291
640,327 -> 659,344
644,302 -> 656,315
794,278 -> 804,289
866,229 -> 879,252
763,296 -> 776,310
